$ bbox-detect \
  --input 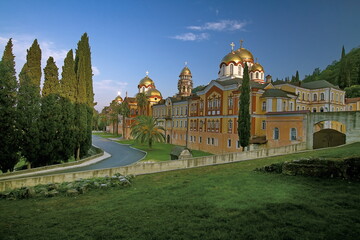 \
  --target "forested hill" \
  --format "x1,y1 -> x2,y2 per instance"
303,46 -> 360,88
